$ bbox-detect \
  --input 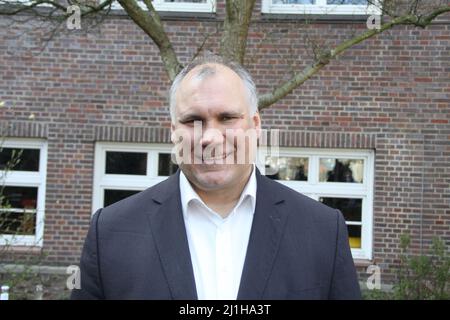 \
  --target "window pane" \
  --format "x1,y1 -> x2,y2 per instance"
319,158 -> 364,183
347,225 -> 361,249
0,211 -> 36,235
327,0 -> 367,4
0,186 -> 38,235
158,153 -> 179,176
265,156 -> 308,181
319,197 -> 362,249
104,189 -> 141,207
319,197 -> 362,222
0,186 -> 38,209
0,148 -> 40,171
105,152 -> 147,175
163,0 -> 207,2
273,0 -> 315,4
